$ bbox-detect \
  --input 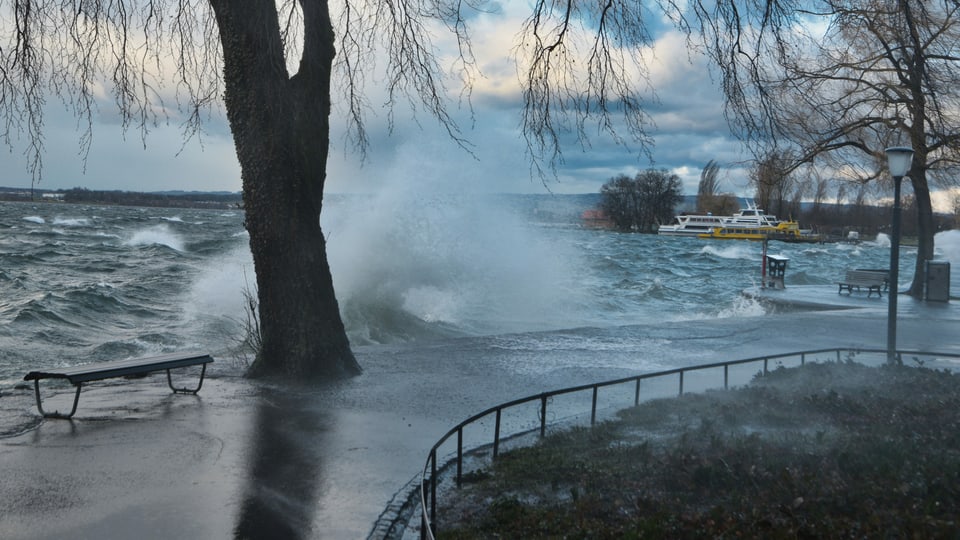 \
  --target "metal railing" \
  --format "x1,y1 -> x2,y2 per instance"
417,347 -> 960,539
